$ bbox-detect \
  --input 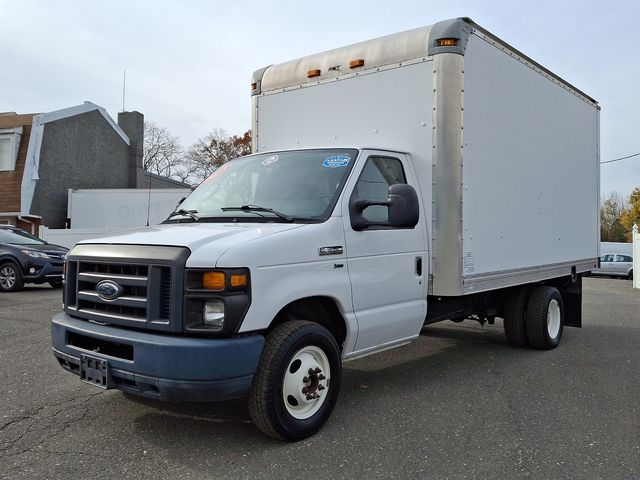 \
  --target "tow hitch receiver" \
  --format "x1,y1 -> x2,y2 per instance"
80,354 -> 113,389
